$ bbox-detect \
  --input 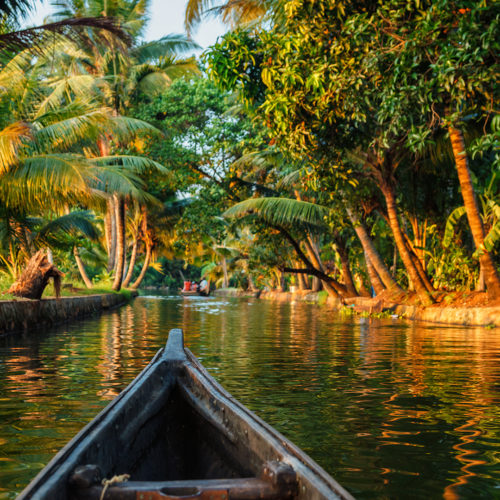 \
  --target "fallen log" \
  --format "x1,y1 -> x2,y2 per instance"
8,250 -> 63,299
